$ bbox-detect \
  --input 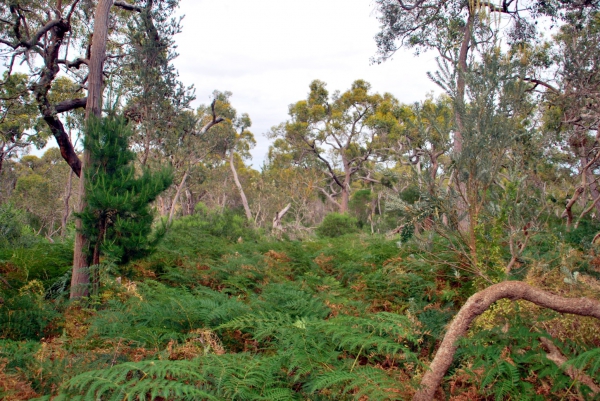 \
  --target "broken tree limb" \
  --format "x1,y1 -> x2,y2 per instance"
273,203 -> 291,230
539,337 -> 600,395
198,99 -> 225,135
413,281 -> 600,401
